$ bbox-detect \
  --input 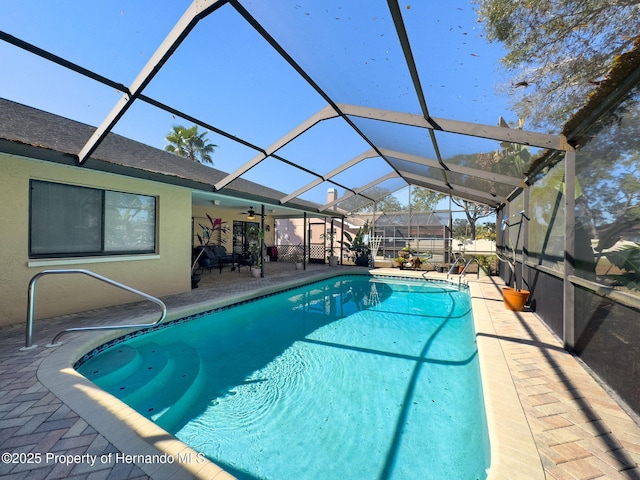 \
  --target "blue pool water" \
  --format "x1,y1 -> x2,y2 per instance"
77,275 -> 490,479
